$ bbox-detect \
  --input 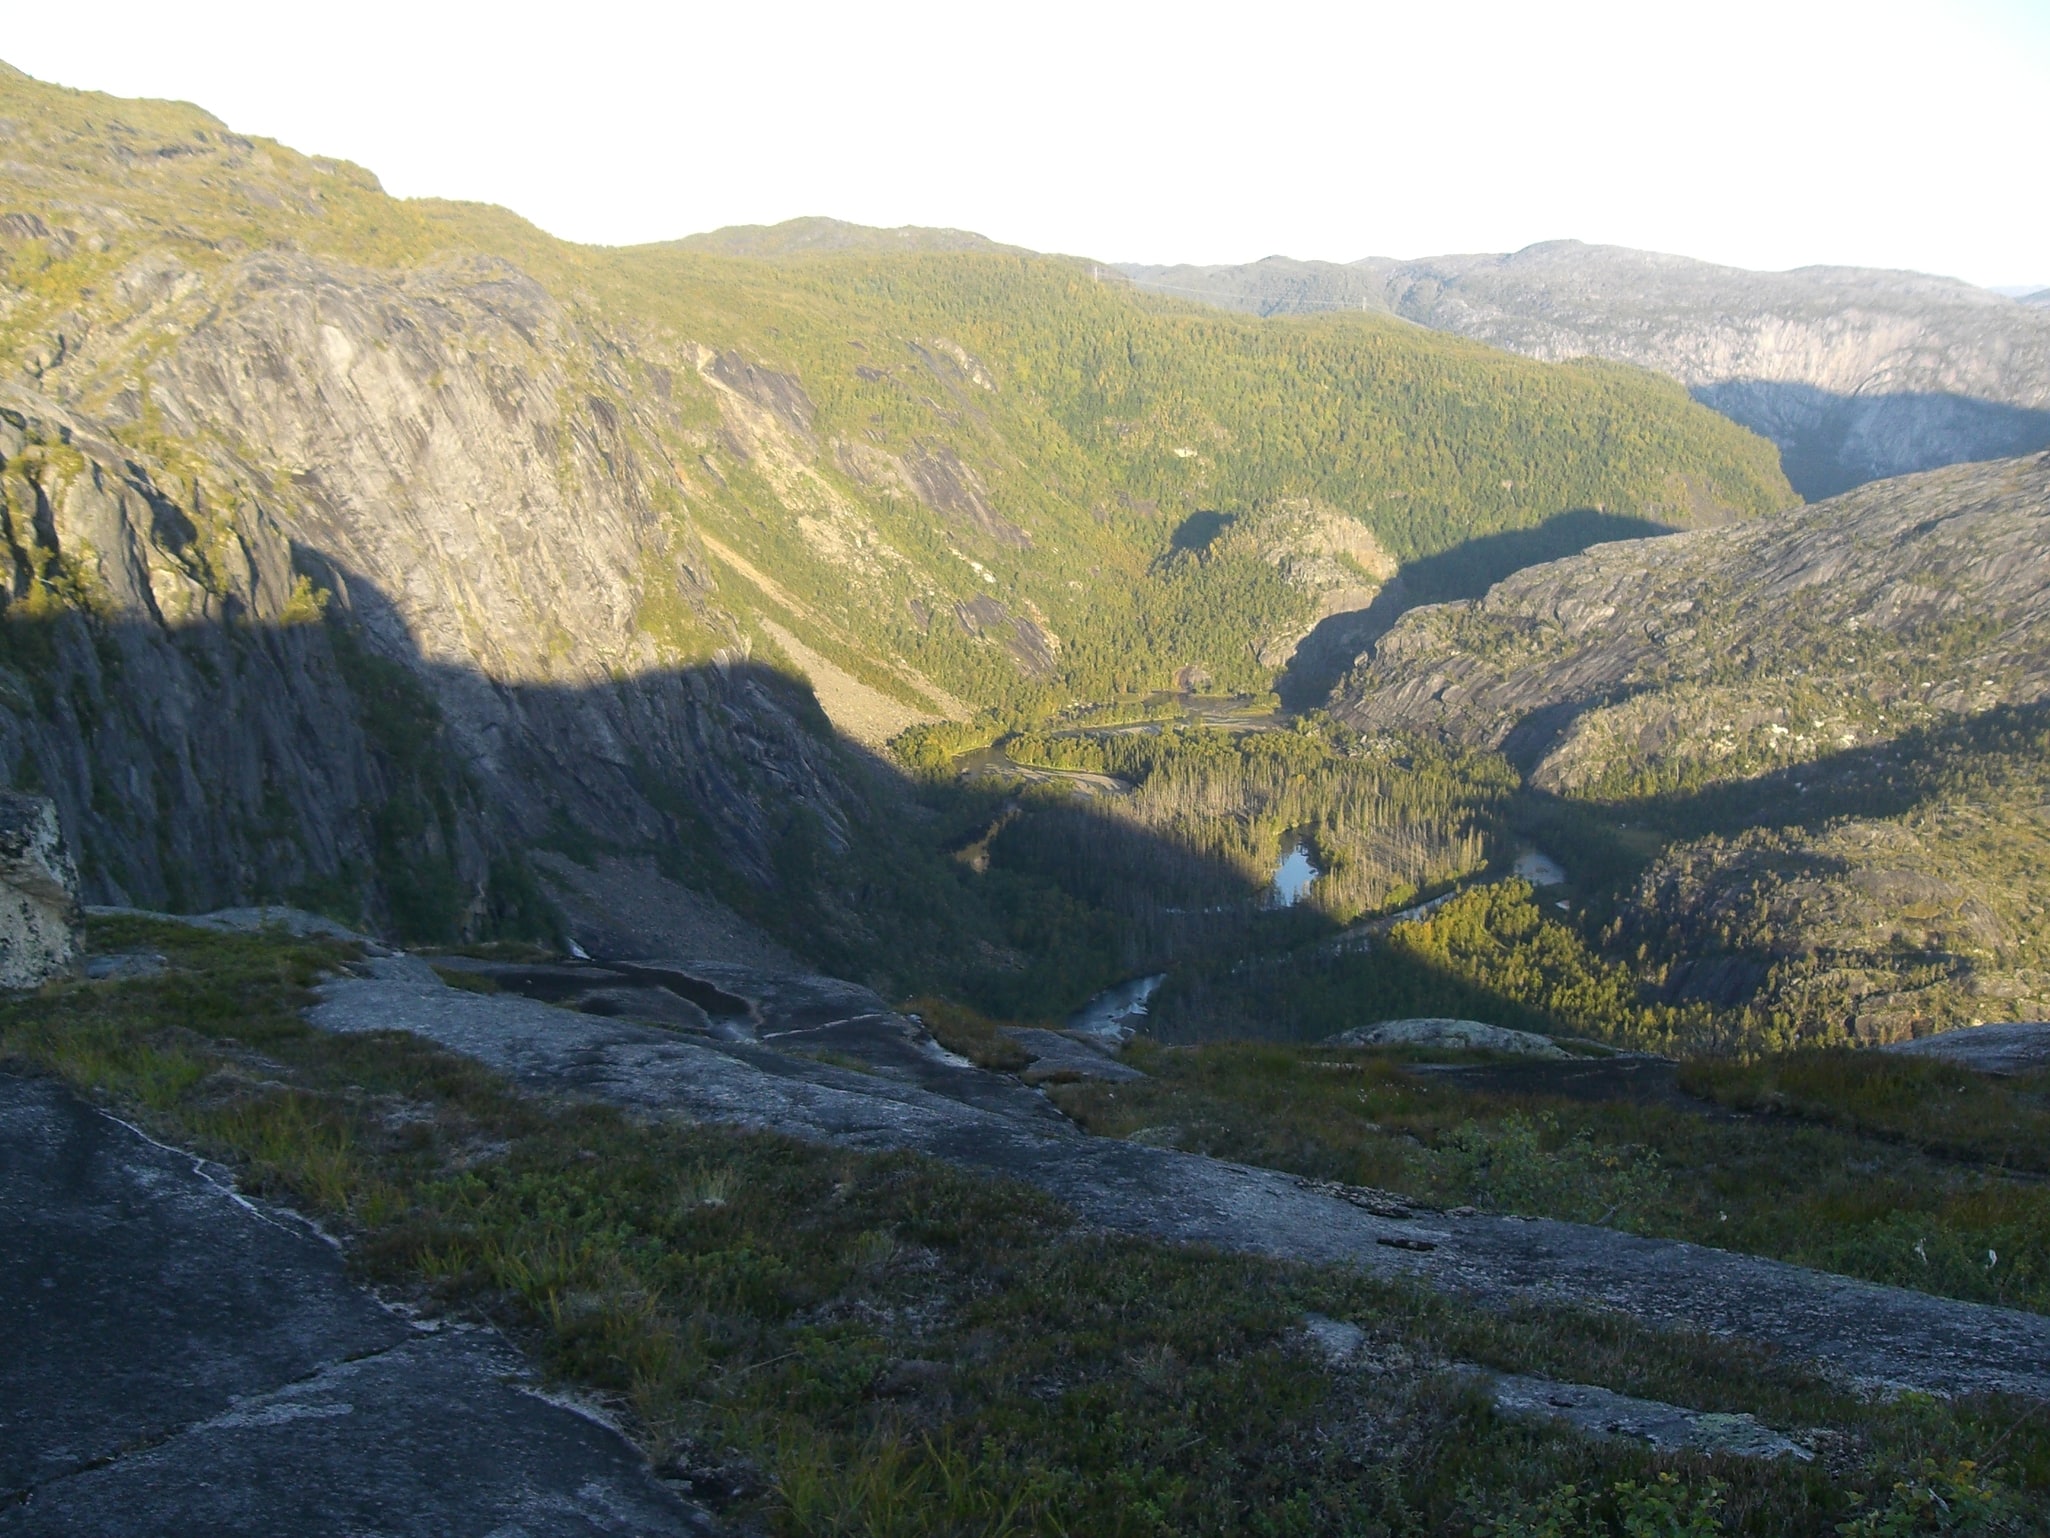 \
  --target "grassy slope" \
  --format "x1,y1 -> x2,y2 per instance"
1053,1036 -> 2050,1317
0,63 -> 1793,719
5,916 -> 2045,1536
